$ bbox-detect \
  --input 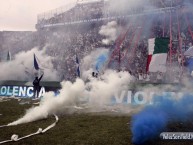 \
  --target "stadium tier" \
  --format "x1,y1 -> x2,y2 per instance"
36,0 -> 186,29
1,0 -> 193,83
